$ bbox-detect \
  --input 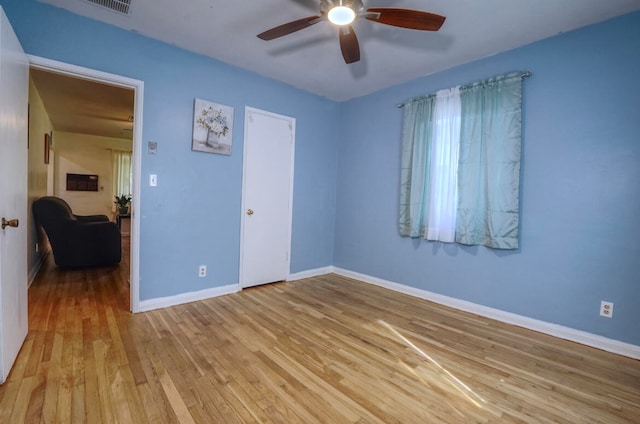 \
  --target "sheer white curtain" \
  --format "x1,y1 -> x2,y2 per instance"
425,87 -> 461,242
112,149 -> 132,211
